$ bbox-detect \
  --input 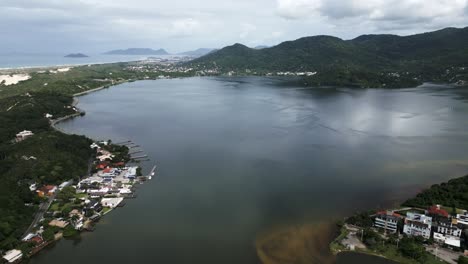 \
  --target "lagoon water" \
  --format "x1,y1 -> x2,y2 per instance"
32,77 -> 468,263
